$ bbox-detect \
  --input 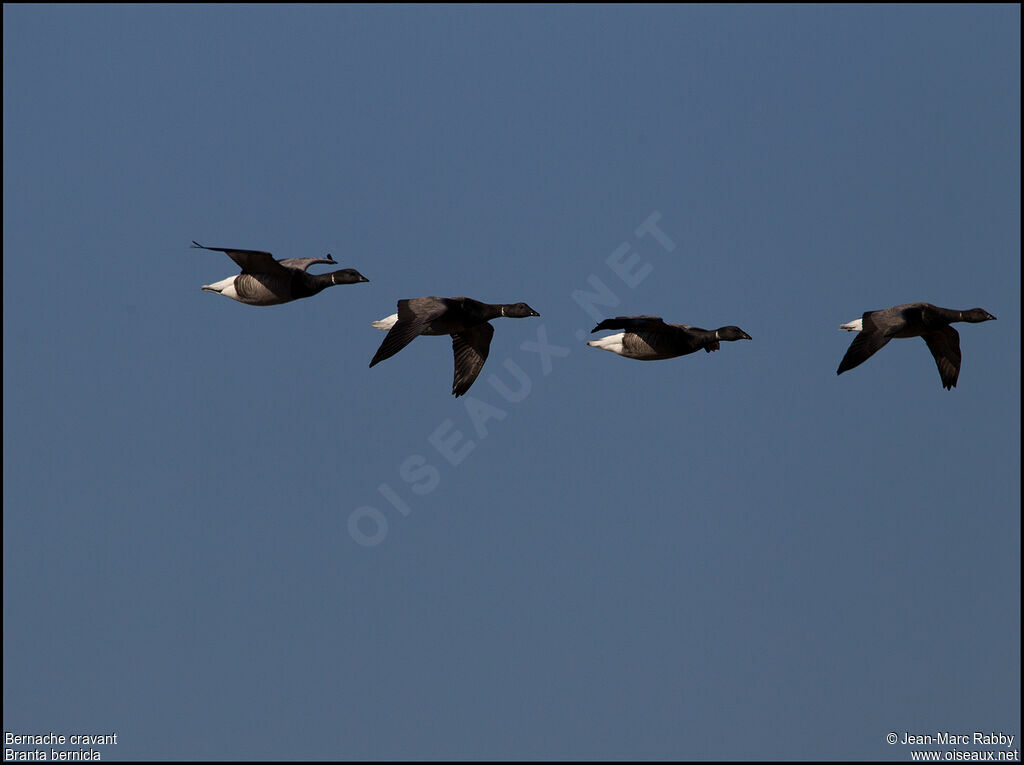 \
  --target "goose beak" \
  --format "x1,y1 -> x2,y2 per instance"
359,275 -> 370,283
986,312 -> 996,320
741,331 -> 752,340
531,310 -> 541,317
